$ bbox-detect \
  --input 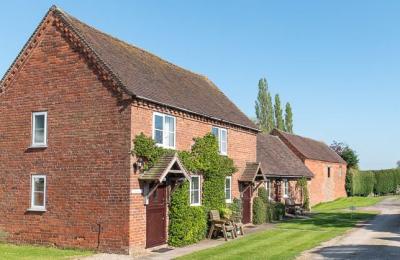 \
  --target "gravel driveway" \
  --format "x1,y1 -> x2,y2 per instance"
298,196 -> 400,260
